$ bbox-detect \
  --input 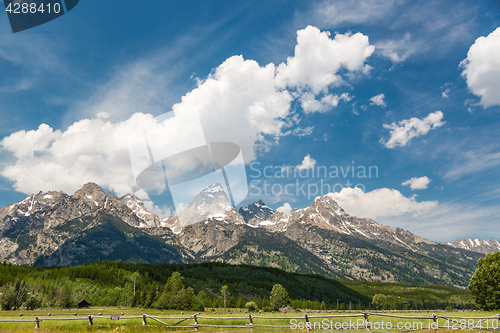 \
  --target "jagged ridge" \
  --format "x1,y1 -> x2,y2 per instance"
0,182 -> 489,287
